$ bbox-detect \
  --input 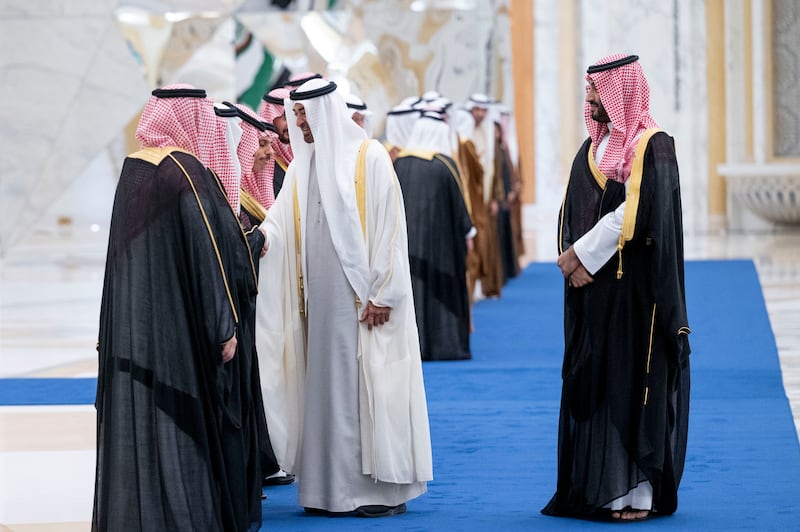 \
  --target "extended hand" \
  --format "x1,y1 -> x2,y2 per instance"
221,334 -> 237,363
359,301 -> 392,330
